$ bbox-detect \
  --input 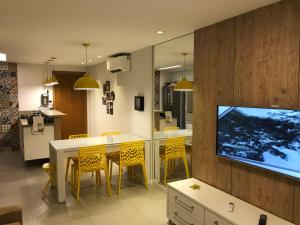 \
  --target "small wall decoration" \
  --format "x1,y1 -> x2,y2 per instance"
105,81 -> 110,91
109,102 -> 113,115
102,80 -> 115,115
106,103 -> 110,114
102,97 -> 106,105
102,84 -> 107,95
106,91 -> 115,101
